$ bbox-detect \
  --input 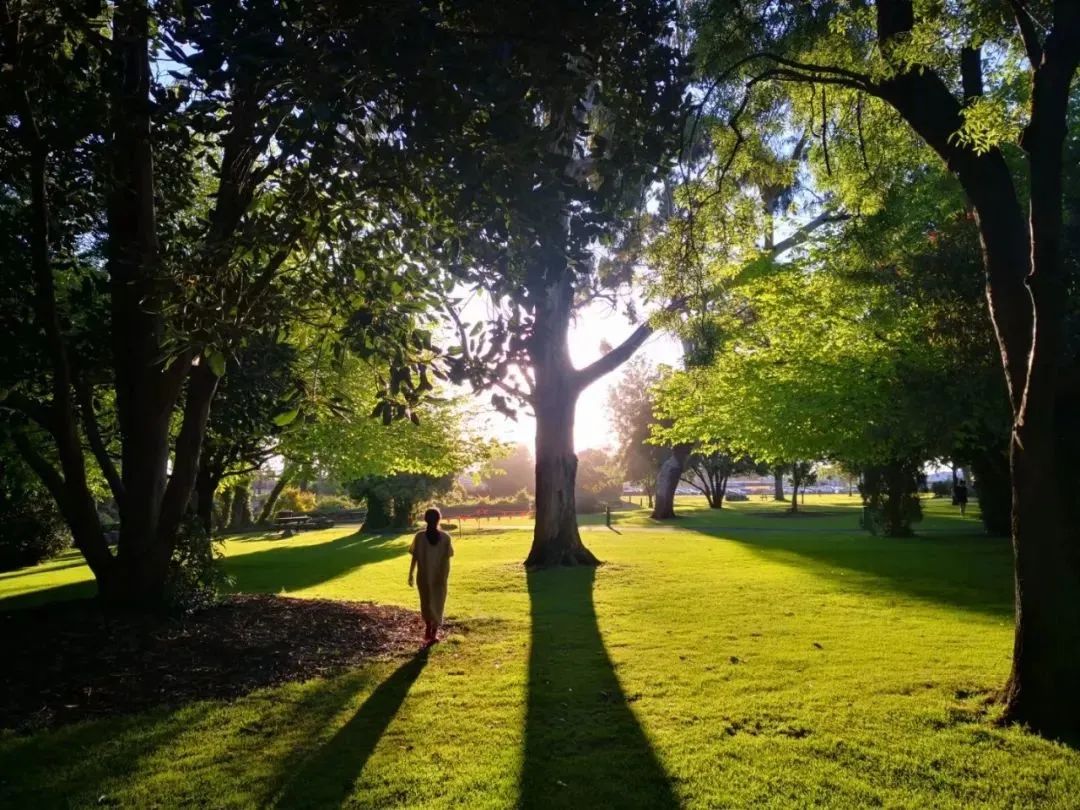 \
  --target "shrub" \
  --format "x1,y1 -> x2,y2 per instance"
575,492 -> 609,514
859,461 -> 923,537
276,486 -> 317,515
312,494 -> 359,515
165,517 -> 234,613
0,481 -> 70,571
